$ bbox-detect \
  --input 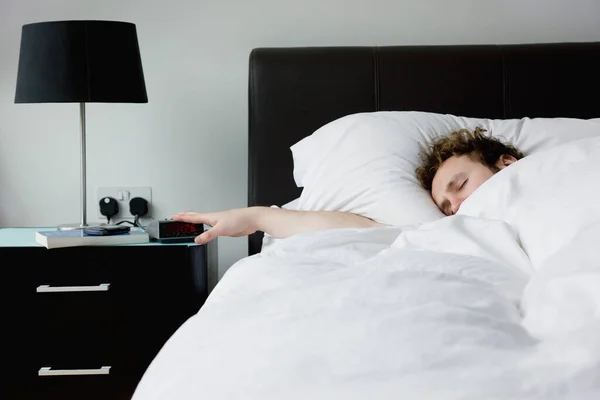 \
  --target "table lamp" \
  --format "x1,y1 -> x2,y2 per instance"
14,20 -> 148,229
